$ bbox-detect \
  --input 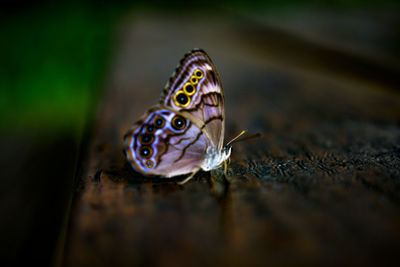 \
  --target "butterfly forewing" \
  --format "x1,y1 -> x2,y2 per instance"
160,49 -> 225,151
